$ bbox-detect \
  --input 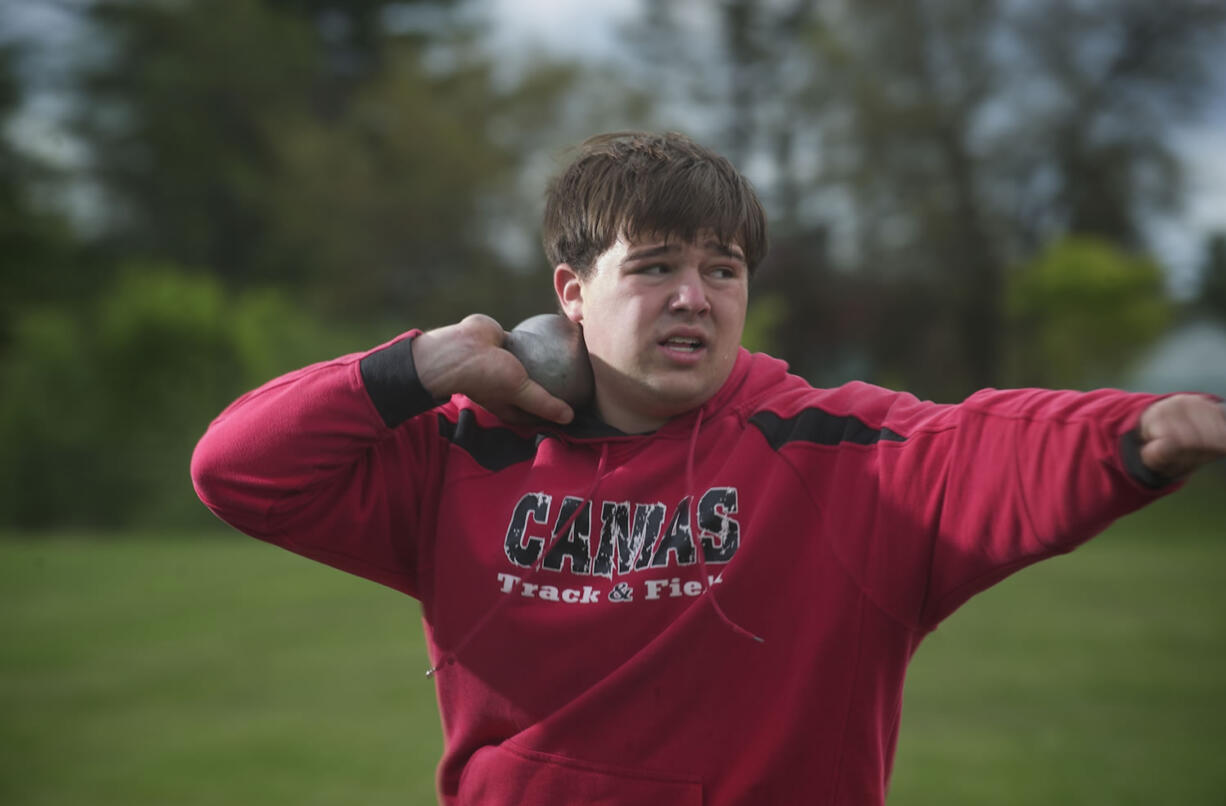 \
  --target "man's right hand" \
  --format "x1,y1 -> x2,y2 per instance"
410,314 -> 575,425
